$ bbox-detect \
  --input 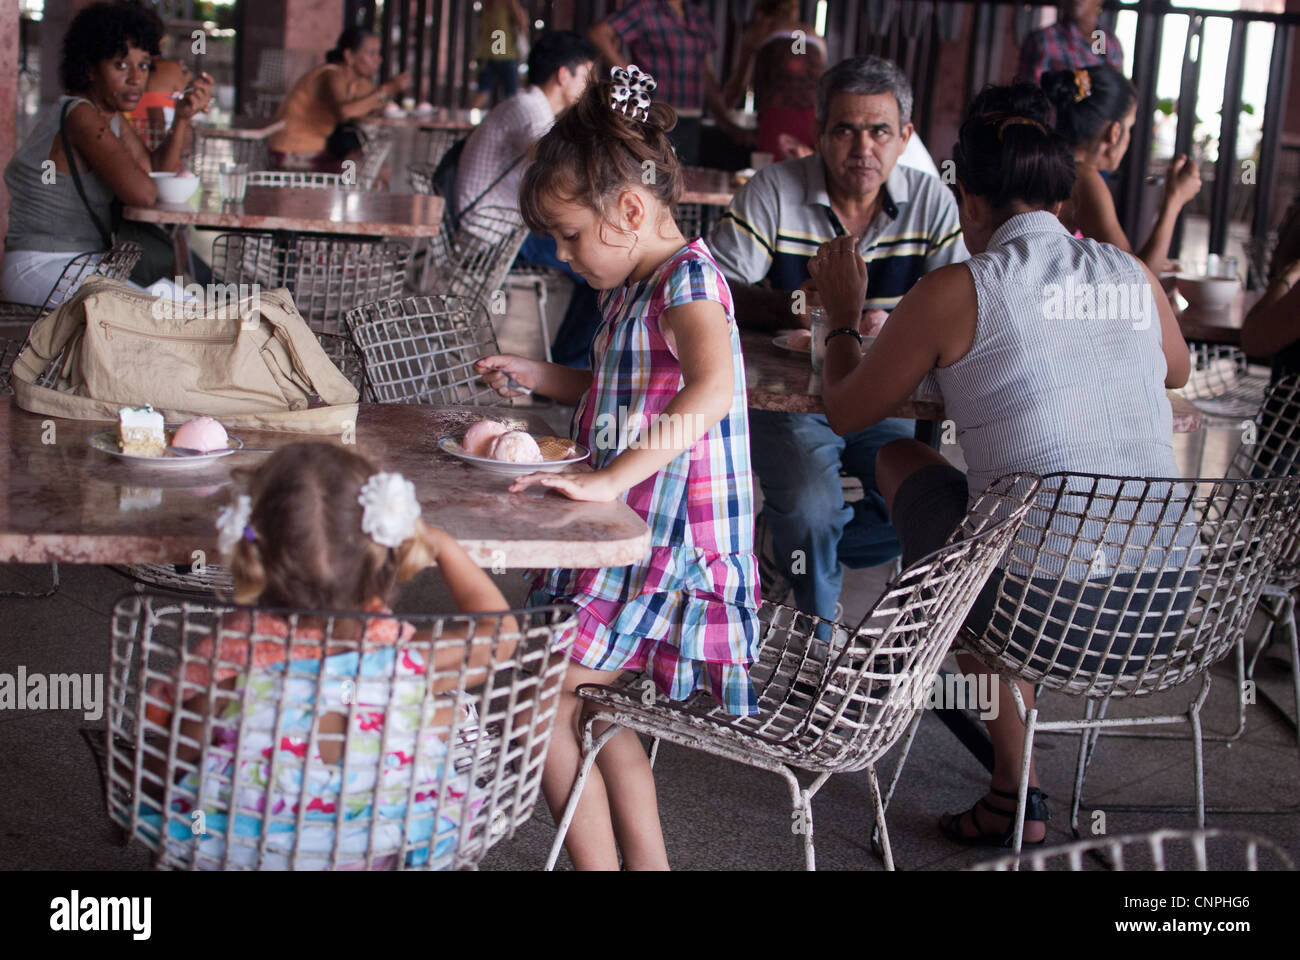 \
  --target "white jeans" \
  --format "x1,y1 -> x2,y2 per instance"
1,248 -> 191,307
